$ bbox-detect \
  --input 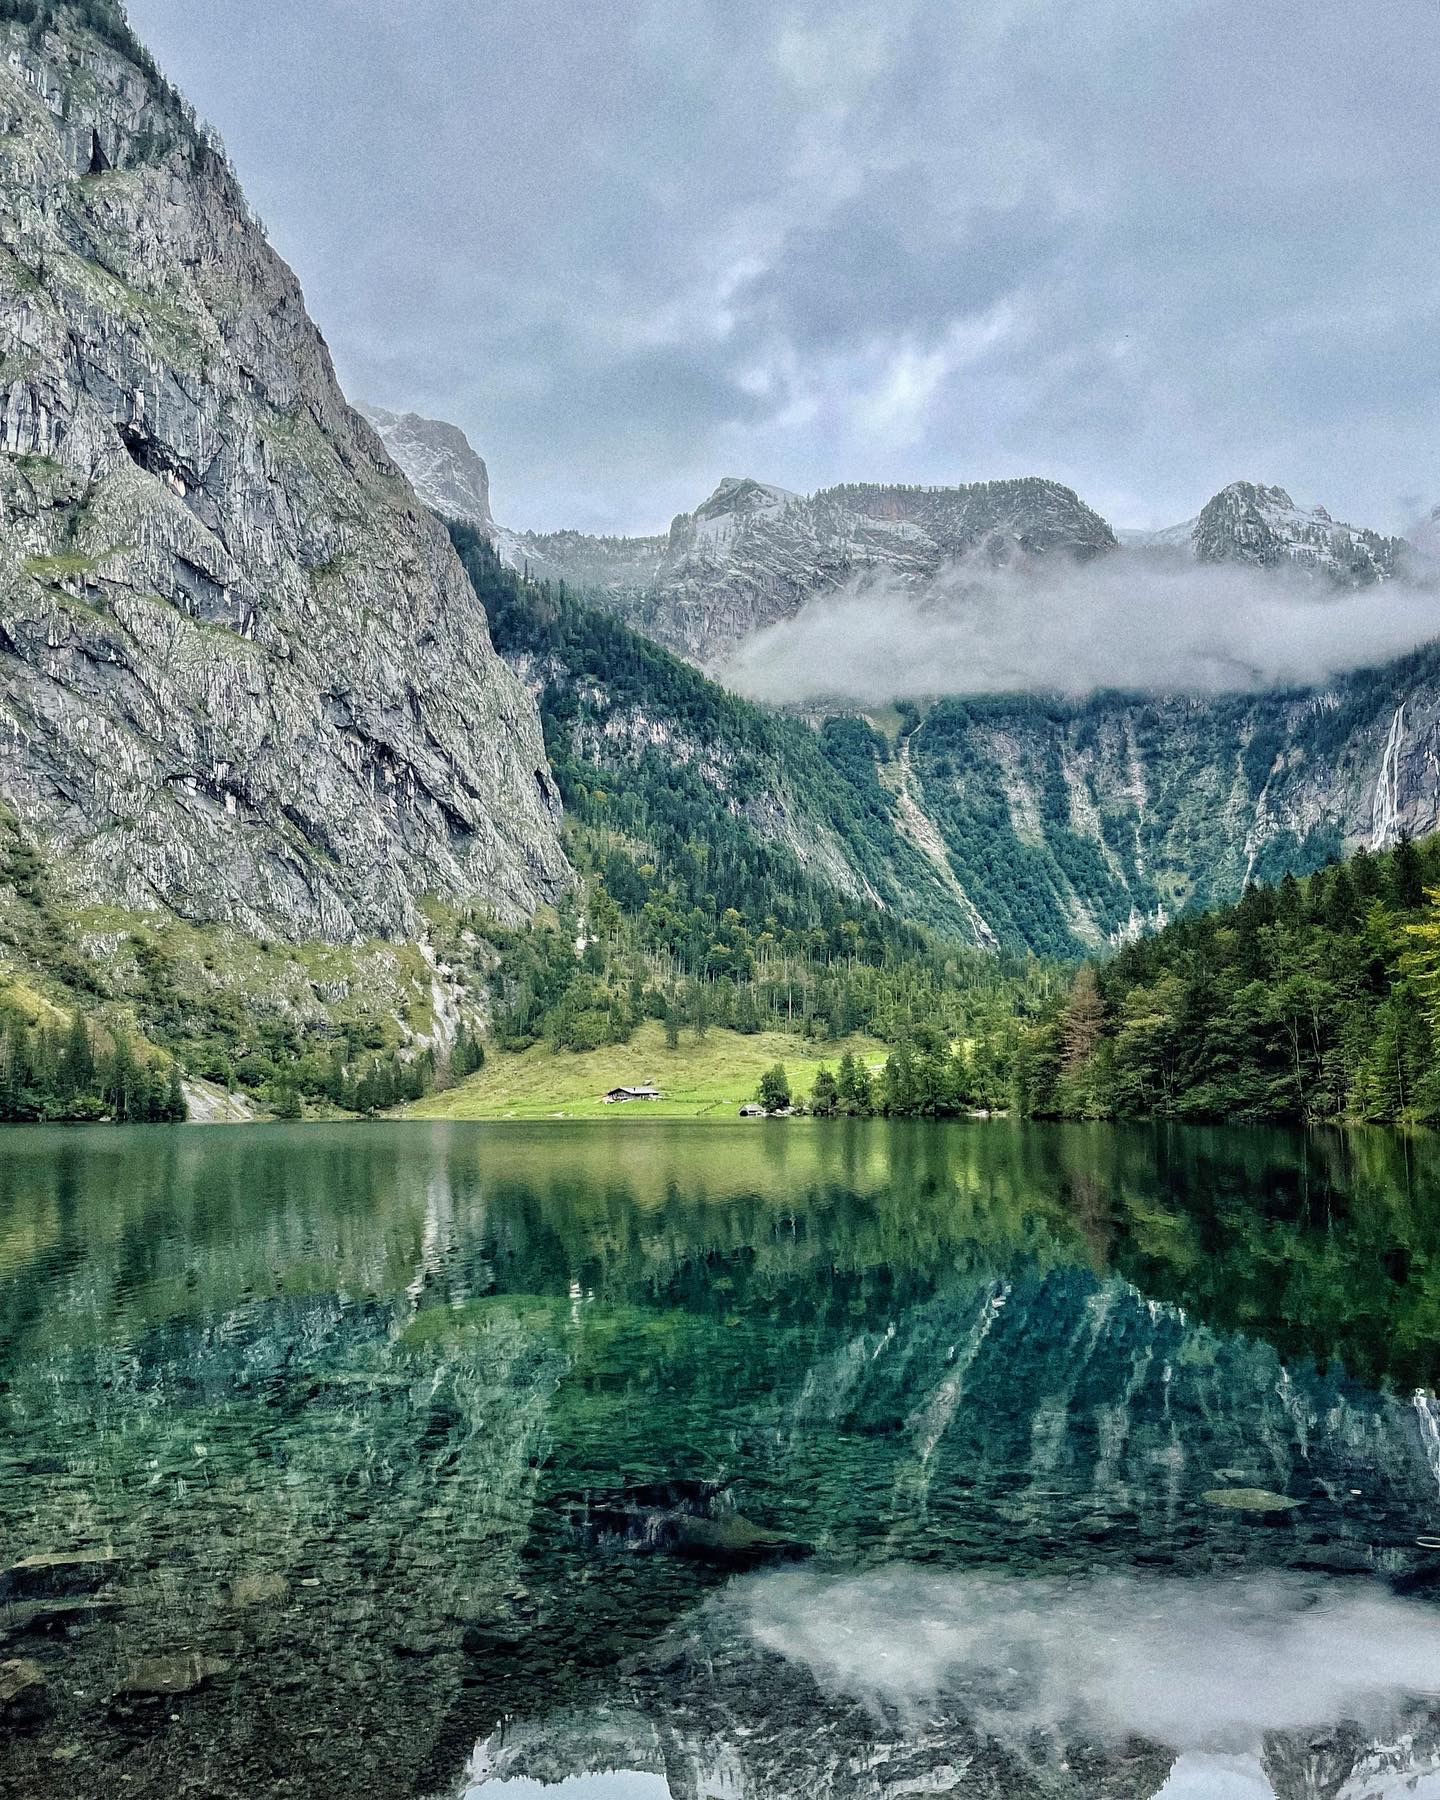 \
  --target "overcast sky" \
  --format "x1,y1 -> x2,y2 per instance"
125,0 -> 1440,538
